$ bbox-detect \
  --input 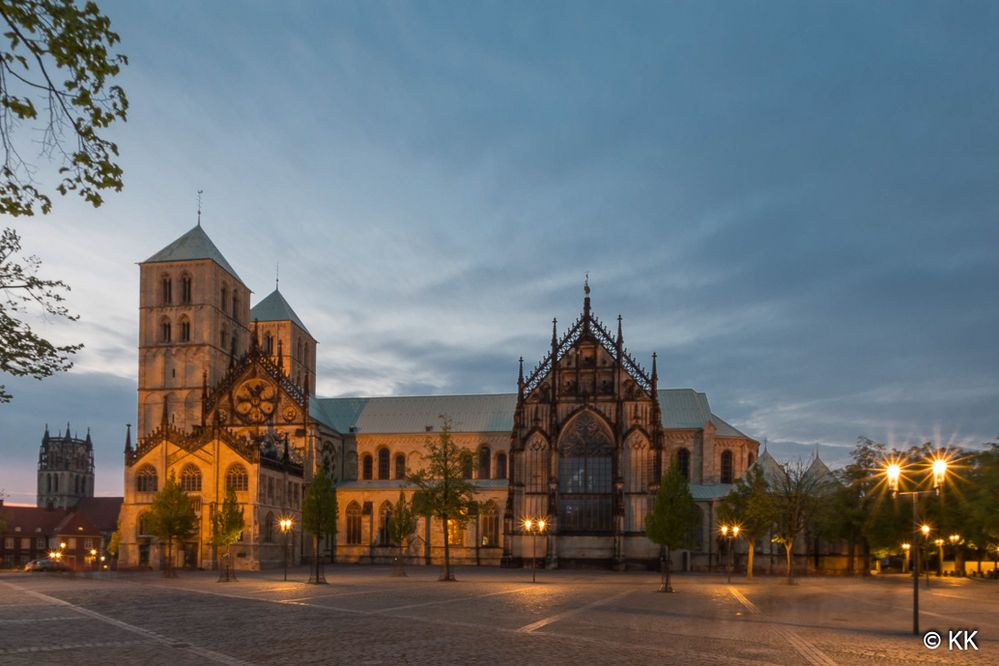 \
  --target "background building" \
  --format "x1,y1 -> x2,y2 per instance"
37,424 -> 95,510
